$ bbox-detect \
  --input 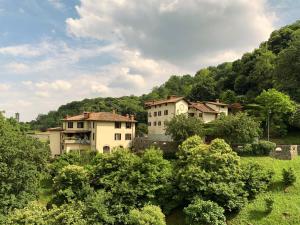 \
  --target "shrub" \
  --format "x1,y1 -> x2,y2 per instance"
128,205 -> 166,225
282,168 -> 296,186
265,196 -> 274,214
176,137 -> 247,212
238,141 -> 276,156
207,113 -> 261,145
183,198 -> 226,225
51,165 -> 92,205
241,163 -> 274,198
